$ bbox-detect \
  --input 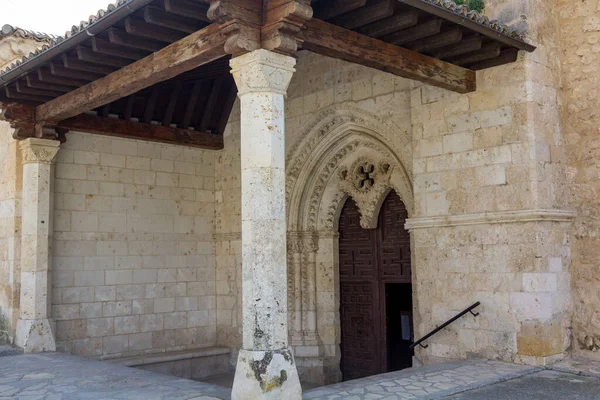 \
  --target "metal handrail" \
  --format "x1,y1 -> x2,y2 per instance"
409,302 -> 481,350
